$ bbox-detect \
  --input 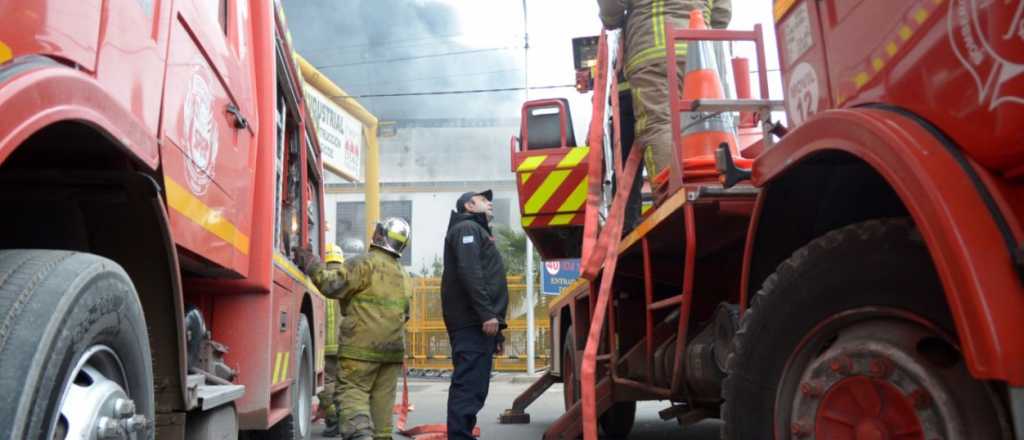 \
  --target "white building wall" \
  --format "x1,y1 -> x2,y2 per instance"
321,121 -> 528,271
325,186 -> 520,273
